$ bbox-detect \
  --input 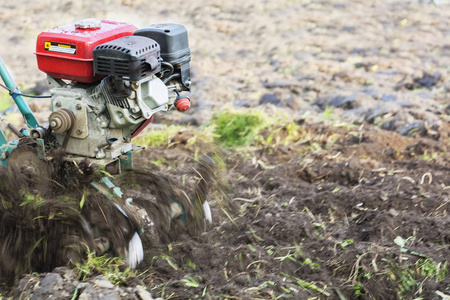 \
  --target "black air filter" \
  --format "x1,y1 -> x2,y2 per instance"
134,24 -> 191,90
93,36 -> 161,81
